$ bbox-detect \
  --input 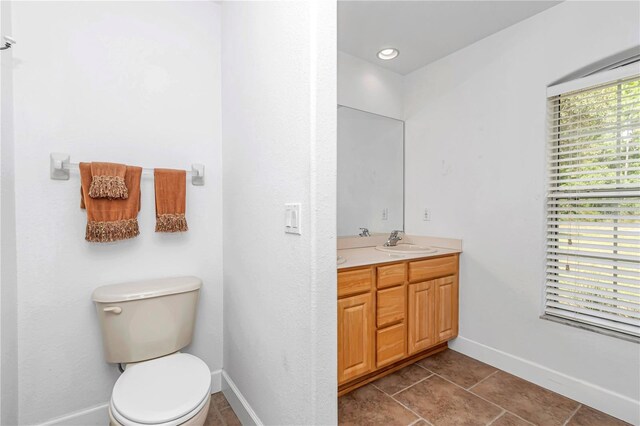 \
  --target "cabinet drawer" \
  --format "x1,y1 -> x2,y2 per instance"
409,255 -> 457,283
377,263 -> 406,289
377,285 -> 405,328
338,268 -> 374,298
376,323 -> 406,368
